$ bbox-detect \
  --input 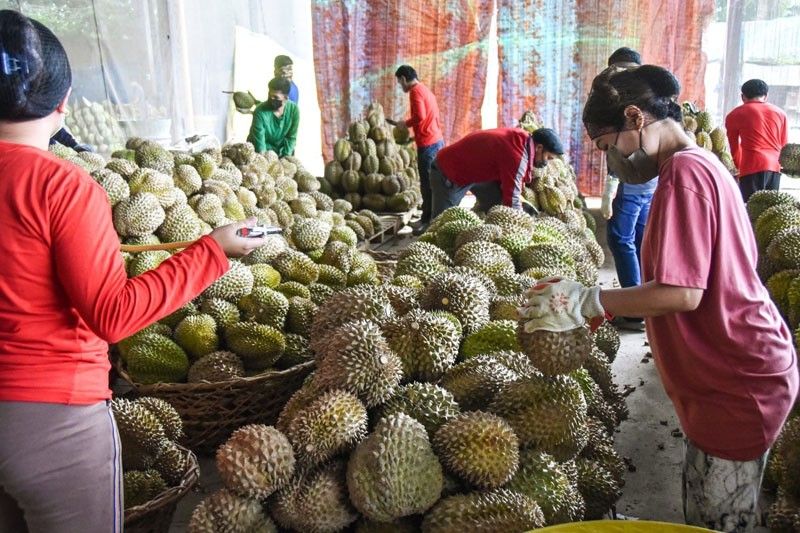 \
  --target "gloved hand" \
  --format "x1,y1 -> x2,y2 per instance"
518,277 -> 605,333
601,175 -> 619,220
